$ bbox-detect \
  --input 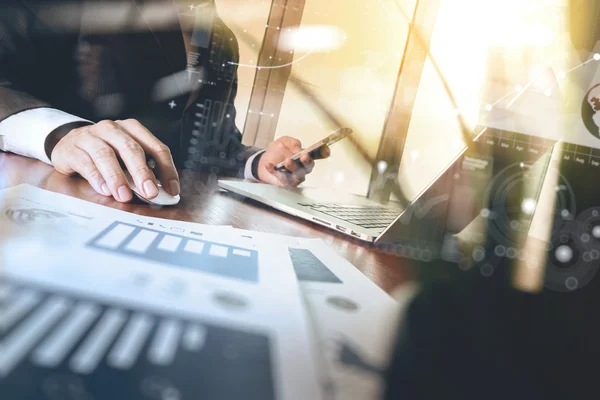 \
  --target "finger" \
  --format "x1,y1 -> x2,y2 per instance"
75,134 -> 132,202
50,142 -> 77,176
278,136 -> 302,153
116,119 -> 180,196
273,140 -> 296,158
317,145 -> 331,160
272,161 -> 304,187
261,162 -> 288,186
283,157 -> 302,173
67,148 -> 111,196
290,168 -> 307,186
270,140 -> 296,172
299,153 -> 315,172
93,121 -> 159,199
276,170 -> 303,187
